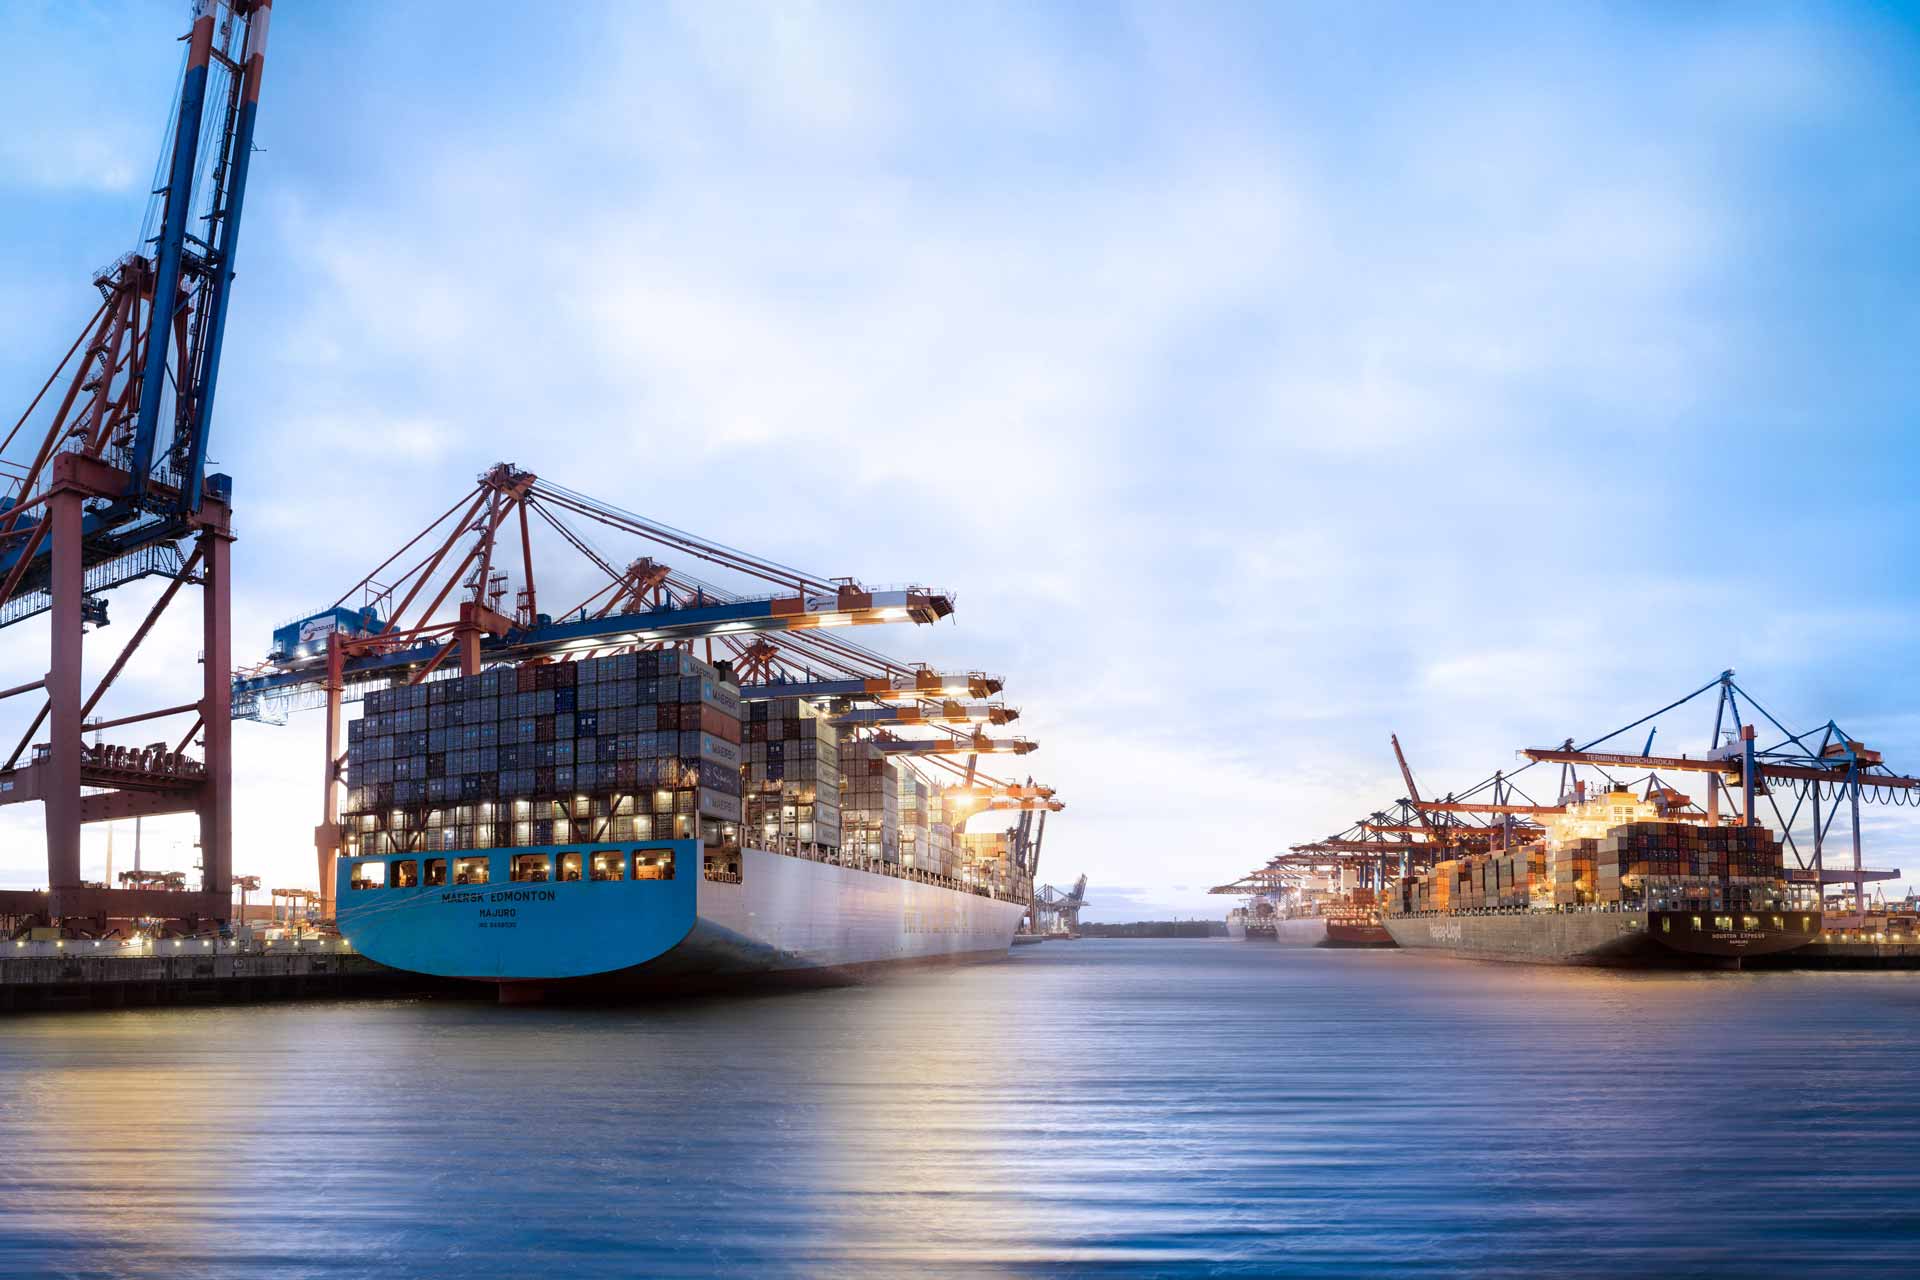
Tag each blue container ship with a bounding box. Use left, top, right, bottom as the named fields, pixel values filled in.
left=333, top=650, right=1030, bottom=999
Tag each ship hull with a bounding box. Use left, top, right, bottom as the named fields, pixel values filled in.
left=1382, top=909, right=1820, bottom=968
left=337, top=841, right=1026, bottom=996
left=1272, top=916, right=1329, bottom=946
left=1273, top=916, right=1396, bottom=948
left=1324, top=920, right=1397, bottom=949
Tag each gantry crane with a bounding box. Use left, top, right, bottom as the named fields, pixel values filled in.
left=1512, top=671, right=1920, bottom=924
left=1033, top=875, right=1087, bottom=936
left=1357, top=672, right=1920, bottom=926
left=0, top=1, right=274, bottom=933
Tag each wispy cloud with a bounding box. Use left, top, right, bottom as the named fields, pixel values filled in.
left=0, top=3, right=1916, bottom=913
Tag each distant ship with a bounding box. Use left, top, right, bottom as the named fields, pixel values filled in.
left=1225, top=878, right=1394, bottom=948
left=1271, top=891, right=1396, bottom=949
left=1381, top=786, right=1818, bottom=968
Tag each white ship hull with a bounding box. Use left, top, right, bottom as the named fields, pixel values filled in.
left=337, top=840, right=1026, bottom=998
left=666, top=847, right=1029, bottom=982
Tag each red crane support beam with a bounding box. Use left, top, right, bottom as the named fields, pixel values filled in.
left=1521, top=747, right=1739, bottom=776
left=1522, top=746, right=1920, bottom=792
left=1416, top=801, right=1566, bottom=816
left=1391, top=733, right=1443, bottom=842
left=1290, top=840, right=1436, bottom=854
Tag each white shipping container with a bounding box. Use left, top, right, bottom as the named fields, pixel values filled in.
left=698, top=788, right=743, bottom=822
left=696, top=733, right=743, bottom=769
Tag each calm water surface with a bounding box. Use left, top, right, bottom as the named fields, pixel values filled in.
left=3, top=939, right=1919, bottom=1278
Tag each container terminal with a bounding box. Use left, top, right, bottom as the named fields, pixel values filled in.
left=1031, top=876, right=1088, bottom=938
left=1217, top=672, right=1920, bottom=969
left=0, top=4, right=1070, bottom=1006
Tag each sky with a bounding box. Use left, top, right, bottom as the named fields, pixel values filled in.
left=1, top=1, right=1918, bottom=920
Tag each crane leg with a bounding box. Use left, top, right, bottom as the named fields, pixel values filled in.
left=44, top=486, right=84, bottom=916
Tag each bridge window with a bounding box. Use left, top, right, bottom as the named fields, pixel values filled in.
left=511, top=853, right=551, bottom=883
left=633, top=849, right=676, bottom=881
left=425, top=858, right=447, bottom=886
left=453, top=855, right=491, bottom=886
left=349, top=860, right=386, bottom=891
left=392, top=859, right=419, bottom=888
left=590, top=851, right=625, bottom=881
left=1690, top=915, right=1702, bottom=931
left=557, top=851, right=583, bottom=882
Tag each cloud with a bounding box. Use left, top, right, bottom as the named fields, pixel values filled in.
left=0, top=5, right=169, bottom=195
left=0, top=129, right=141, bottom=194
left=2, top=3, right=1919, bottom=918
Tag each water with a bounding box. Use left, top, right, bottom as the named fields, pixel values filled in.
left=3, top=940, right=1919, bottom=1278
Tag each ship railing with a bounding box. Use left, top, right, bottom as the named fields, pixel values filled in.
left=736, top=833, right=1012, bottom=904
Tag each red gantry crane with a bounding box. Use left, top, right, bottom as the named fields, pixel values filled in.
left=0, top=2, right=274, bottom=935
left=1360, top=672, right=1920, bottom=927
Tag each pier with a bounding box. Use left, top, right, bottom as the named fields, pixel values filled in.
left=0, top=938, right=451, bottom=1012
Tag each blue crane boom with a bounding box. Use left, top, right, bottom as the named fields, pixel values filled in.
left=231, top=587, right=953, bottom=718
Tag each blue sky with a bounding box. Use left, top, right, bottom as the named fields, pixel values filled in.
left=2, top=2, right=1918, bottom=918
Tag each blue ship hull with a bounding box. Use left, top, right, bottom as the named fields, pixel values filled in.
left=337, top=840, right=1026, bottom=996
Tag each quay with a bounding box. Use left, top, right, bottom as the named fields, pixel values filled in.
left=1747, top=927, right=1920, bottom=971
left=0, top=938, right=456, bottom=1012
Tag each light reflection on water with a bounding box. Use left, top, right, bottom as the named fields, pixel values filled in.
left=3, top=940, right=1920, bottom=1277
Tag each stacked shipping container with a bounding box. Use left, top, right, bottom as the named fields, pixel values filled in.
left=1596, top=822, right=1785, bottom=911
left=343, top=658, right=1035, bottom=903
left=1551, top=838, right=1600, bottom=906
left=839, top=740, right=901, bottom=862
left=742, top=697, right=841, bottom=850
left=343, top=651, right=743, bottom=856
left=1390, top=823, right=1789, bottom=915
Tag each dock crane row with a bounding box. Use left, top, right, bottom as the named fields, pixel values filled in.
left=1032, top=875, right=1087, bottom=937
left=1215, top=671, right=1920, bottom=930
left=0, top=2, right=273, bottom=933
left=226, top=464, right=1063, bottom=917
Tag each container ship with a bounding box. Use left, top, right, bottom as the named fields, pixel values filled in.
left=334, top=651, right=1030, bottom=999
left=1216, top=870, right=1395, bottom=948
left=1271, top=890, right=1395, bottom=948
left=1381, top=786, right=1819, bottom=968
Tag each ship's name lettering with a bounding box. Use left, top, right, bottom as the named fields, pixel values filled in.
left=439, top=889, right=556, bottom=906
